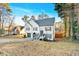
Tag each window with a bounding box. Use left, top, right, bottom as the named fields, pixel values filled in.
left=45, top=27, right=51, bottom=31
left=33, top=27, right=38, bottom=31
left=26, top=27, right=30, bottom=31
left=27, top=33, right=31, bottom=37
left=45, top=34, right=52, bottom=38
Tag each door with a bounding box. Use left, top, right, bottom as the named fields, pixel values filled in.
left=40, top=30, right=43, bottom=36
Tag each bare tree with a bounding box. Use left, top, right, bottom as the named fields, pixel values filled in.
left=38, top=12, right=49, bottom=20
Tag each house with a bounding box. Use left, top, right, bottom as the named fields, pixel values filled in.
left=12, top=26, right=24, bottom=35
left=24, top=17, right=55, bottom=41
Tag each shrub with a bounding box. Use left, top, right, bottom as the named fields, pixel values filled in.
left=24, top=35, right=26, bottom=38
left=55, top=32, right=64, bottom=38
left=0, top=29, right=5, bottom=35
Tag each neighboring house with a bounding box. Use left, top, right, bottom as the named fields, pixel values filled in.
left=24, top=18, right=55, bottom=41
left=12, top=25, right=25, bottom=35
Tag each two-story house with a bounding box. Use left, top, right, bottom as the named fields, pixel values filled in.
left=24, top=18, right=55, bottom=41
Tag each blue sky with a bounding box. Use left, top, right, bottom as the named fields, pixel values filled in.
left=9, top=3, right=61, bottom=23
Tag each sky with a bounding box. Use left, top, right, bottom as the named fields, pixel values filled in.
left=9, top=3, right=61, bottom=25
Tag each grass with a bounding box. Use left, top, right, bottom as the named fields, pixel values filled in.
left=0, top=40, right=79, bottom=56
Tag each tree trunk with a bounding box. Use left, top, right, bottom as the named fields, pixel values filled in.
left=64, top=18, right=67, bottom=38
left=0, top=15, right=1, bottom=29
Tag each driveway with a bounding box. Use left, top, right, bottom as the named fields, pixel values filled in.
left=0, top=38, right=32, bottom=44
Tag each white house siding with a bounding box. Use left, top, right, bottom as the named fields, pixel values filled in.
left=24, top=18, right=55, bottom=40
left=32, top=27, right=40, bottom=33
left=29, top=20, right=40, bottom=33
left=25, top=20, right=40, bottom=39
left=25, top=25, right=32, bottom=33
left=39, top=26, right=55, bottom=40
left=51, top=26, right=55, bottom=40
left=25, top=22, right=32, bottom=38
left=28, top=20, right=40, bottom=39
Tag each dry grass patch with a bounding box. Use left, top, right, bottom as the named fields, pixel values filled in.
left=0, top=41, right=79, bottom=56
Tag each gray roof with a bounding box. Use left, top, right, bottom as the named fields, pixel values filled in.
left=35, top=18, right=55, bottom=26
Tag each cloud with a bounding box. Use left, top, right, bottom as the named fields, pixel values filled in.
left=11, top=6, right=34, bottom=16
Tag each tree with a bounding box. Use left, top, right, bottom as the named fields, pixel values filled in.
left=0, top=10, right=2, bottom=29
left=8, top=16, right=14, bottom=35
left=22, top=15, right=30, bottom=24
left=0, top=3, right=11, bottom=13
left=38, top=14, right=41, bottom=20
left=22, top=15, right=33, bottom=27
left=38, top=12, right=49, bottom=20
left=55, top=3, right=72, bottom=38
left=55, top=3, right=79, bottom=40
left=70, top=4, right=78, bottom=40
left=0, top=3, right=12, bottom=36
left=55, top=3, right=66, bottom=37
left=22, top=15, right=29, bottom=21
left=30, top=15, right=36, bottom=20
left=0, top=3, right=11, bottom=33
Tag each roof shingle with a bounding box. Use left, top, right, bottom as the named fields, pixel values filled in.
left=35, top=18, right=55, bottom=26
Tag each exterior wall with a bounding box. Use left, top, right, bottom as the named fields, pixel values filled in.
left=32, top=27, right=40, bottom=33
left=25, top=23, right=55, bottom=40
left=25, top=22, right=32, bottom=38
left=25, top=20, right=55, bottom=40
left=39, top=26, right=54, bottom=40
left=25, top=21, right=39, bottom=38
left=28, top=20, right=40, bottom=33
left=25, top=22, right=32, bottom=33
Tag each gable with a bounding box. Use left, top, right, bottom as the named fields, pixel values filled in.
left=29, top=20, right=39, bottom=27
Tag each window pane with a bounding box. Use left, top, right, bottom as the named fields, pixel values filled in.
left=45, top=27, right=51, bottom=31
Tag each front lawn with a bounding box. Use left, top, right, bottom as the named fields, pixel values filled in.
left=0, top=40, right=79, bottom=56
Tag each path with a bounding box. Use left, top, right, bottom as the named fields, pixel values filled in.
left=0, top=38, right=32, bottom=44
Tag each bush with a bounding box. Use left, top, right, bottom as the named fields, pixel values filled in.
left=0, top=29, right=5, bottom=35
left=24, top=35, right=26, bottom=38
left=55, top=32, right=64, bottom=38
